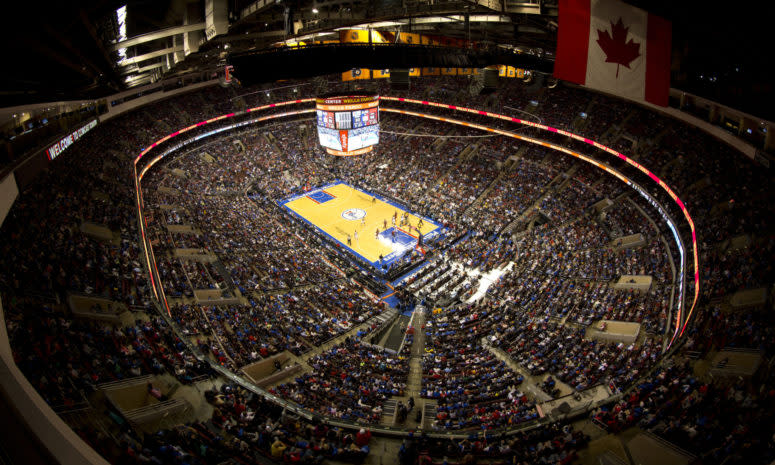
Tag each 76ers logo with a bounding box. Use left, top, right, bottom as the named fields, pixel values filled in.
left=342, top=208, right=366, bottom=220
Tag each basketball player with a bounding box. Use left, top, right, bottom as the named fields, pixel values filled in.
left=375, top=229, right=379, bottom=239
left=354, top=230, right=358, bottom=243
left=361, top=217, right=366, bottom=226
left=347, top=234, right=352, bottom=246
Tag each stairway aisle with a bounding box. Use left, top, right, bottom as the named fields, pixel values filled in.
left=406, top=309, right=427, bottom=399
left=398, top=308, right=428, bottom=429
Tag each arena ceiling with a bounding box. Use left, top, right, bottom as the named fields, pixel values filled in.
left=1, top=0, right=773, bottom=118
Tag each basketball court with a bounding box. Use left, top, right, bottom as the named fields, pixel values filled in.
left=280, top=182, right=441, bottom=270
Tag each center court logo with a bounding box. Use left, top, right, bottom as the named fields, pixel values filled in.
left=341, top=208, right=366, bottom=221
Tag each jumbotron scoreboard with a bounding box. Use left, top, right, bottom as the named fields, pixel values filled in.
left=315, top=94, right=379, bottom=156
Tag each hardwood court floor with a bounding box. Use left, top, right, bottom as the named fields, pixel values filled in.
left=282, top=182, right=440, bottom=266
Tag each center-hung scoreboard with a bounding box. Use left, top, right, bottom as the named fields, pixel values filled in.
left=315, top=94, right=379, bottom=156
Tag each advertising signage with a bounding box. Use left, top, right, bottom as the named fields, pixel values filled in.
left=46, top=119, right=98, bottom=161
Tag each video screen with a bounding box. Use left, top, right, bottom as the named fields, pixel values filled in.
left=351, top=108, right=379, bottom=128
left=316, top=125, right=379, bottom=153
left=315, top=96, right=379, bottom=154
left=317, top=108, right=379, bottom=131
left=348, top=125, right=379, bottom=150
left=335, top=112, right=352, bottom=129
left=316, top=110, right=336, bottom=129
left=317, top=126, right=342, bottom=151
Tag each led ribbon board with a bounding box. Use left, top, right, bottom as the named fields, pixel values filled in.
left=46, top=119, right=98, bottom=161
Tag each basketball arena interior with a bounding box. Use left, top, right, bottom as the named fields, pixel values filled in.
left=0, top=1, right=773, bottom=464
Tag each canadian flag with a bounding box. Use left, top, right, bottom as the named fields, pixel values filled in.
left=554, top=0, right=671, bottom=106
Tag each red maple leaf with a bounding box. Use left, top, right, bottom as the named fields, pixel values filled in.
left=596, top=17, right=641, bottom=78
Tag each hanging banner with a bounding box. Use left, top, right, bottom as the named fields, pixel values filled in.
left=342, top=68, right=371, bottom=81
left=339, top=29, right=388, bottom=44
left=394, top=32, right=421, bottom=45
left=372, top=69, right=391, bottom=79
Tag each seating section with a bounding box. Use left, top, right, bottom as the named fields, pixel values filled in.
left=272, top=338, right=408, bottom=423
left=0, top=74, right=773, bottom=465
left=422, top=303, right=539, bottom=430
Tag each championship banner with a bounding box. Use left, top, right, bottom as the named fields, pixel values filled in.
left=441, top=67, right=457, bottom=76
left=372, top=69, right=391, bottom=79
left=389, top=32, right=468, bottom=48
left=342, top=68, right=371, bottom=81
left=495, top=66, right=524, bottom=78
left=339, top=29, right=388, bottom=44
left=408, top=68, right=421, bottom=77
left=422, top=67, right=440, bottom=76
left=394, top=32, right=421, bottom=45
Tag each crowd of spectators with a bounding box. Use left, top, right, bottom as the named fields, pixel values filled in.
left=422, top=303, right=540, bottom=430
left=460, top=156, right=558, bottom=232
left=272, top=337, right=408, bottom=423
left=491, top=313, right=661, bottom=391
left=592, top=350, right=775, bottom=463
left=103, top=382, right=374, bottom=464
left=395, top=423, right=589, bottom=465
left=0, top=72, right=773, bottom=464
left=169, top=283, right=381, bottom=368
left=5, top=298, right=212, bottom=409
